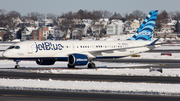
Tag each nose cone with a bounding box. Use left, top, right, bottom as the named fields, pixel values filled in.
left=2, top=51, right=12, bottom=58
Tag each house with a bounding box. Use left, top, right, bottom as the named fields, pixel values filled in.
left=56, top=18, right=66, bottom=26
left=32, top=27, right=49, bottom=41
left=21, top=27, right=37, bottom=41
left=72, top=24, right=86, bottom=39
left=0, top=27, right=9, bottom=41
left=18, top=18, right=38, bottom=28
left=160, top=19, right=177, bottom=34
left=53, top=29, right=65, bottom=40
left=131, top=19, right=141, bottom=32
left=124, top=20, right=133, bottom=34
left=106, top=19, right=124, bottom=35
left=39, top=19, right=54, bottom=27
left=12, top=17, right=22, bottom=29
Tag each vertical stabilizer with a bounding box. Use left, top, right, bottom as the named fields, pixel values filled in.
left=127, top=10, right=158, bottom=41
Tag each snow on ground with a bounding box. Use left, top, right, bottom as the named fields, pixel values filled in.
left=122, top=52, right=180, bottom=59
left=0, top=78, right=180, bottom=96
left=154, top=45, right=180, bottom=50
left=0, top=60, right=153, bottom=68
left=32, top=68, right=180, bottom=77
left=1, top=60, right=180, bottom=77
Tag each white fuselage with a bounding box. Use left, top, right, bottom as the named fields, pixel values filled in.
left=3, top=40, right=160, bottom=61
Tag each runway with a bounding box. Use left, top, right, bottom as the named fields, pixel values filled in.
left=0, top=71, right=179, bottom=84
left=0, top=89, right=180, bottom=101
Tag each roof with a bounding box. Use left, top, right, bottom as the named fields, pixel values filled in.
left=25, top=27, right=37, bottom=32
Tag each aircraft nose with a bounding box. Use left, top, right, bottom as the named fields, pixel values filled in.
left=2, top=51, right=12, bottom=58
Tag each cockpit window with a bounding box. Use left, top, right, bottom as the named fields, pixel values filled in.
left=8, top=46, right=15, bottom=49
left=15, top=46, right=20, bottom=49
left=7, top=46, right=20, bottom=49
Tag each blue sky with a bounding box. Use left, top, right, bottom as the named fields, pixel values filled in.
left=0, top=0, right=179, bottom=16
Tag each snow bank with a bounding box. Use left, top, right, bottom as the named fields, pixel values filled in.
left=32, top=68, right=180, bottom=77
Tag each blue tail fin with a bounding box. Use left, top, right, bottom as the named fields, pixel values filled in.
left=127, top=10, right=158, bottom=41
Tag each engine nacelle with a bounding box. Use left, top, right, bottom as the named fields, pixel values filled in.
left=68, top=54, right=88, bottom=66
left=36, top=59, right=55, bottom=65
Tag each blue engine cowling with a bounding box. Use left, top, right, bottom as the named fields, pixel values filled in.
left=68, top=54, right=88, bottom=66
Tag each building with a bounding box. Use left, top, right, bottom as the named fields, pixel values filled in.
left=21, top=27, right=37, bottom=41
left=39, top=19, right=54, bottom=27
left=131, top=19, right=141, bottom=32
left=72, top=24, right=86, bottom=39
left=106, top=19, right=124, bottom=35
left=0, top=27, right=8, bottom=41
left=32, top=27, right=49, bottom=41
left=160, top=19, right=177, bottom=34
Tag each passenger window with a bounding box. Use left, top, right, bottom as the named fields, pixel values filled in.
left=15, top=46, right=20, bottom=49
left=8, top=46, right=15, bottom=49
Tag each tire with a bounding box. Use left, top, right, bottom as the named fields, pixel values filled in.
left=15, top=65, right=20, bottom=69
left=67, top=64, right=75, bottom=68
left=88, top=63, right=96, bottom=68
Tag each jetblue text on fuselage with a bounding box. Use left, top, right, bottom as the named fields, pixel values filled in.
left=35, top=42, right=63, bottom=52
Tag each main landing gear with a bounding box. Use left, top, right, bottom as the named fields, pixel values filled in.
left=14, top=60, right=21, bottom=69
left=88, top=60, right=96, bottom=68
left=67, top=60, right=96, bottom=68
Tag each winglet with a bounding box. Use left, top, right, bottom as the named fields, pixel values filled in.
left=147, top=38, right=160, bottom=46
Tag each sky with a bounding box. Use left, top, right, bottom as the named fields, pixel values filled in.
left=0, top=0, right=179, bottom=16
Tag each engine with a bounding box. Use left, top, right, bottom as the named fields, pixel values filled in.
left=68, top=54, right=88, bottom=66
left=36, top=59, right=56, bottom=65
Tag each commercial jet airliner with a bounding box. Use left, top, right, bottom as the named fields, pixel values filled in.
left=3, top=10, right=159, bottom=69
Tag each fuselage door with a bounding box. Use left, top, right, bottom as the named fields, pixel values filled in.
left=26, top=42, right=33, bottom=54
left=72, top=44, right=75, bottom=51
left=129, top=42, right=134, bottom=53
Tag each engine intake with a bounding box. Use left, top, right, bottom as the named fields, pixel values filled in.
left=36, top=59, right=55, bottom=65
left=68, top=54, right=88, bottom=66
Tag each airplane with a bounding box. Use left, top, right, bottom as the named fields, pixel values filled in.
left=3, top=10, right=159, bottom=69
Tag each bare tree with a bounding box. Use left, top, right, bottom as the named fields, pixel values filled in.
left=6, top=11, right=21, bottom=18
left=0, top=9, right=7, bottom=27
left=46, top=13, right=57, bottom=20
left=124, top=13, right=135, bottom=20
left=27, top=12, right=45, bottom=21
left=110, top=12, right=122, bottom=20
left=171, top=11, right=180, bottom=20
left=60, top=19, right=75, bottom=37
left=155, top=10, right=169, bottom=31
left=102, top=10, right=112, bottom=18
left=6, top=11, right=21, bottom=29
left=132, top=10, right=146, bottom=19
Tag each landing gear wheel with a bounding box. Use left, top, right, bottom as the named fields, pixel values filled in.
left=14, top=60, right=21, bottom=69
left=68, top=64, right=75, bottom=68
left=88, top=63, right=96, bottom=68
left=15, top=65, right=20, bottom=69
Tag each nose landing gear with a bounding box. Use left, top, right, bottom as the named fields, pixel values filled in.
left=14, top=60, right=21, bottom=69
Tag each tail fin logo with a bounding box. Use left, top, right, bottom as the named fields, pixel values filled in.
left=127, top=10, right=158, bottom=41
left=138, top=31, right=151, bottom=36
